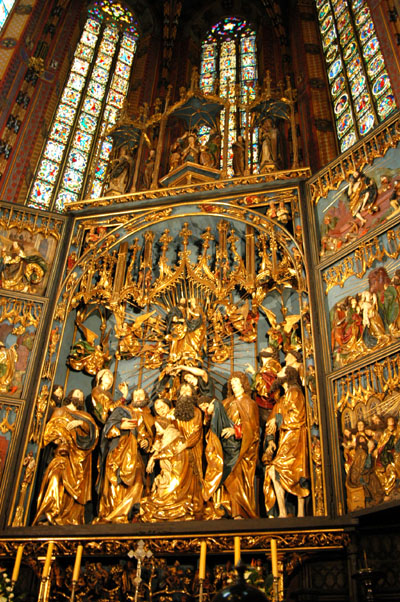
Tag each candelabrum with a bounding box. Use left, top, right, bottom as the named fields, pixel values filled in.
left=352, top=567, right=384, bottom=602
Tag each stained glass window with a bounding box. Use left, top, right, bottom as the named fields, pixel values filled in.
left=200, top=18, right=258, bottom=175
left=316, top=0, right=397, bottom=152
left=27, top=1, right=139, bottom=212
left=0, top=0, right=16, bottom=31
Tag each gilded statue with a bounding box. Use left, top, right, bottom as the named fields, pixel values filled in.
left=0, top=237, right=47, bottom=293
left=245, top=346, right=281, bottom=425
left=346, top=428, right=384, bottom=507
left=95, top=388, right=154, bottom=523
left=164, top=297, right=207, bottom=365
left=203, top=372, right=259, bottom=519
left=0, top=341, right=18, bottom=394
left=140, top=382, right=204, bottom=522
left=263, top=362, right=309, bottom=517
left=347, top=170, right=378, bottom=227
left=33, top=389, right=99, bottom=525
left=179, top=132, right=200, bottom=164
left=143, top=398, right=188, bottom=505
left=232, top=136, right=245, bottom=176
left=68, top=339, right=111, bottom=375
left=374, top=416, right=399, bottom=498
left=105, top=146, right=134, bottom=194
left=259, top=118, right=280, bottom=173
left=91, top=368, right=128, bottom=424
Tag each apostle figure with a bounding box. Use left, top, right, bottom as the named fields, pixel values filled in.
left=203, top=372, right=259, bottom=519
left=95, top=388, right=154, bottom=523
left=245, top=346, right=281, bottom=425
left=232, top=136, right=245, bottom=176
left=91, top=368, right=128, bottom=424
left=140, top=382, right=204, bottom=522
left=263, top=363, right=309, bottom=517
left=106, top=145, right=134, bottom=194
left=259, top=118, right=280, bottom=172
left=33, top=389, right=99, bottom=525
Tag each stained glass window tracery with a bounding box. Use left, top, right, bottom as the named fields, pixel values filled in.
left=199, top=17, right=258, bottom=175
left=0, top=0, right=16, bottom=31
left=27, top=1, right=138, bottom=212
left=316, top=0, right=396, bottom=152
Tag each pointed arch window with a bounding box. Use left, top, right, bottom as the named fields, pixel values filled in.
left=199, top=17, right=258, bottom=175
left=316, top=0, right=396, bottom=152
left=27, top=0, right=139, bottom=212
left=0, top=0, right=17, bottom=31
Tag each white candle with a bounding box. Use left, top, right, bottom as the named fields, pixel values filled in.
left=234, top=536, right=241, bottom=565
left=199, top=541, right=207, bottom=580
left=11, top=544, right=24, bottom=583
left=270, top=538, right=278, bottom=578
left=42, top=541, right=55, bottom=579
left=72, top=544, right=83, bottom=583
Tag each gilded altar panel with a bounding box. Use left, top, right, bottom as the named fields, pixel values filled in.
left=0, top=293, right=44, bottom=398
left=331, top=350, right=400, bottom=513
left=11, top=194, right=327, bottom=526
left=0, top=401, right=24, bottom=511
left=308, top=111, right=400, bottom=260
left=0, top=204, right=64, bottom=297
left=321, top=226, right=400, bottom=371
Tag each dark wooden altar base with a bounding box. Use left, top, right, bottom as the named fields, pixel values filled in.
left=0, top=516, right=358, bottom=558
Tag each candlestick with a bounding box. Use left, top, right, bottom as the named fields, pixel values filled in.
left=199, top=577, right=204, bottom=602
left=270, top=538, right=278, bottom=578
left=42, top=541, right=55, bottom=579
left=199, top=541, right=207, bottom=580
left=273, top=576, right=280, bottom=602
left=234, top=536, right=241, bottom=566
left=72, top=545, right=83, bottom=583
left=11, top=544, right=24, bottom=584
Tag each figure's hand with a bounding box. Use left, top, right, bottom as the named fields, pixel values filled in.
left=120, top=418, right=138, bottom=430
left=66, top=420, right=84, bottom=431
left=140, top=439, right=149, bottom=450
left=221, top=427, right=236, bottom=439
left=118, top=382, right=129, bottom=398
left=244, top=363, right=255, bottom=374
left=206, top=399, right=216, bottom=415
left=267, top=440, right=276, bottom=452
left=265, top=419, right=276, bottom=435
left=146, top=457, right=155, bottom=473
left=176, top=441, right=186, bottom=453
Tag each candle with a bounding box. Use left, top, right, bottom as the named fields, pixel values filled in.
left=270, top=538, right=278, bottom=578
left=11, top=544, right=24, bottom=583
left=42, top=541, right=55, bottom=579
left=72, top=544, right=83, bottom=583
left=234, top=536, right=241, bottom=566
left=199, top=541, right=207, bottom=580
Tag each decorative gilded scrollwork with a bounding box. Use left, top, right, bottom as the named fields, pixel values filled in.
left=67, top=168, right=312, bottom=211
left=0, top=530, right=350, bottom=558
left=323, top=227, right=400, bottom=294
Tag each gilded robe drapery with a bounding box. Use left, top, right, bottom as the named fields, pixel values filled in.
left=96, top=405, right=154, bottom=523
left=33, top=406, right=98, bottom=525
